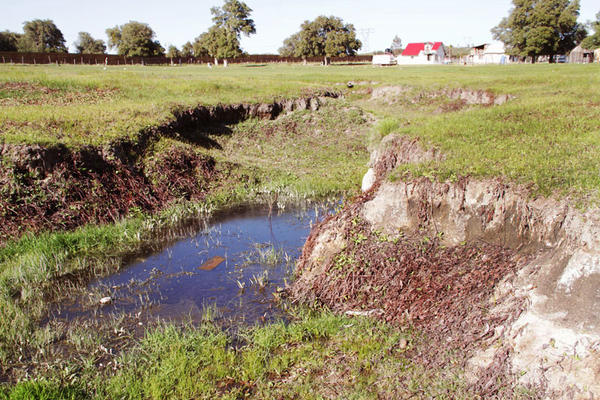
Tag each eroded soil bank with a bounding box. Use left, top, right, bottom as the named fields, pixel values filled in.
left=291, top=134, right=600, bottom=399
left=0, top=92, right=339, bottom=243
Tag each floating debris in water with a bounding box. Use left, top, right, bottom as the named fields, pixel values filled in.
left=100, top=296, right=112, bottom=305
left=198, top=256, right=225, bottom=271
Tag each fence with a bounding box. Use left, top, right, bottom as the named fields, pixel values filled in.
left=0, top=52, right=372, bottom=66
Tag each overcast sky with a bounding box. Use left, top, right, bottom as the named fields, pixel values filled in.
left=2, top=0, right=598, bottom=54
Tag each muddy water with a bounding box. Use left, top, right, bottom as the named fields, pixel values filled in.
left=52, top=201, right=337, bottom=325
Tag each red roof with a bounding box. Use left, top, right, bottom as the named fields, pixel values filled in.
left=401, top=42, right=443, bottom=56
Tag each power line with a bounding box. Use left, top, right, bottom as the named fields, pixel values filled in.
left=358, top=28, right=374, bottom=53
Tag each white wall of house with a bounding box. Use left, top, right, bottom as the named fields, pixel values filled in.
left=372, top=54, right=396, bottom=65
left=470, top=42, right=509, bottom=64
left=397, top=48, right=445, bottom=65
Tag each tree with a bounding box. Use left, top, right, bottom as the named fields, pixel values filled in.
left=106, top=21, right=164, bottom=57
left=280, top=16, right=361, bottom=65
left=210, top=0, right=256, bottom=37
left=278, top=32, right=300, bottom=57
left=194, top=0, right=255, bottom=63
left=446, top=45, right=471, bottom=59
left=0, top=31, right=22, bottom=51
left=18, top=19, right=67, bottom=53
left=581, top=11, right=600, bottom=49
left=167, top=45, right=181, bottom=59
left=194, top=26, right=241, bottom=61
left=390, top=35, right=402, bottom=54
left=181, top=41, right=194, bottom=57
left=74, top=32, right=106, bottom=54
left=492, top=0, right=586, bottom=61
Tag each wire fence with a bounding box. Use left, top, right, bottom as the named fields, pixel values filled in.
left=0, top=52, right=372, bottom=66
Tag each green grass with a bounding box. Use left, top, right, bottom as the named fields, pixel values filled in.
left=2, top=63, right=599, bottom=199
left=0, top=309, right=473, bottom=400
left=0, top=308, right=535, bottom=399
left=95, top=310, right=469, bottom=399
left=0, top=380, right=87, bottom=400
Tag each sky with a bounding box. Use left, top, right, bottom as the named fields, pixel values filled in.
left=2, top=0, right=599, bottom=54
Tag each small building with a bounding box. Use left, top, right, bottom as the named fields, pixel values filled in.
left=397, top=42, right=445, bottom=65
left=372, top=49, right=396, bottom=66
left=470, top=42, right=508, bottom=64
left=595, top=49, right=600, bottom=63
left=569, top=45, right=594, bottom=64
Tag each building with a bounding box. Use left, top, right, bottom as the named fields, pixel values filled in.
left=397, top=42, right=445, bottom=65
left=470, top=42, right=508, bottom=64
left=569, top=45, right=594, bottom=63
left=372, top=49, right=396, bottom=66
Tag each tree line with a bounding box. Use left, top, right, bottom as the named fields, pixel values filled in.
left=492, top=0, right=599, bottom=61
left=1, top=0, right=599, bottom=63
left=0, top=0, right=361, bottom=64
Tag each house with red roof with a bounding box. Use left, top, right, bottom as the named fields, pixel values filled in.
left=397, top=41, right=446, bottom=65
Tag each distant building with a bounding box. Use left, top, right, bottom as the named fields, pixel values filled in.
left=470, top=42, right=508, bottom=64
left=372, top=49, right=396, bottom=66
left=397, top=42, right=445, bottom=65
left=569, top=45, right=594, bottom=64
left=595, top=49, right=600, bottom=64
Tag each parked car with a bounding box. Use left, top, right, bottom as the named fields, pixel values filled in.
left=553, top=55, right=568, bottom=63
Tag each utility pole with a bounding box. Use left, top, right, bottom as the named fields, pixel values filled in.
left=358, top=28, right=374, bottom=54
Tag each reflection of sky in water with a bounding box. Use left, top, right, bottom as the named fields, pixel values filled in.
left=54, top=202, right=335, bottom=324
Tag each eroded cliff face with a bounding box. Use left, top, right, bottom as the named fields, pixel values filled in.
left=293, top=134, right=600, bottom=399
left=0, top=93, right=339, bottom=243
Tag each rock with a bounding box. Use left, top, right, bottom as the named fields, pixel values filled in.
left=361, top=168, right=375, bottom=192
left=345, top=309, right=384, bottom=317
left=398, top=338, right=409, bottom=349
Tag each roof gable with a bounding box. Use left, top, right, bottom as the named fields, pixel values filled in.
left=401, top=42, right=443, bottom=56
left=402, top=43, right=424, bottom=56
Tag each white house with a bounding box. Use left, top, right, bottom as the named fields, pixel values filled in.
left=397, top=42, right=445, bottom=65
left=470, top=42, right=509, bottom=64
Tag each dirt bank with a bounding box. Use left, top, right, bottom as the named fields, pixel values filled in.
left=370, top=85, right=514, bottom=109
left=0, top=92, right=339, bottom=243
left=292, top=134, right=600, bottom=399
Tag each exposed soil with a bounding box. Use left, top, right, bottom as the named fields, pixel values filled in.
left=290, top=189, right=528, bottom=397
left=293, top=133, right=600, bottom=398
left=0, top=145, right=218, bottom=241
left=0, top=92, right=340, bottom=244
left=370, top=85, right=514, bottom=111
left=0, top=82, right=119, bottom=106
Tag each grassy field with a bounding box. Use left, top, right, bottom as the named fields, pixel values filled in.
left=0, top=62, right=598, bottom=398
left=2, top=63, right=600, bottom=198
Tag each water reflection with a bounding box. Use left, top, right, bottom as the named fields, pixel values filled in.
left=51, top=200, right=338, bottom=325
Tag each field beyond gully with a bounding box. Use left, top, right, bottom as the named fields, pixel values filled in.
left=2, top=63, right=599, bottom=198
